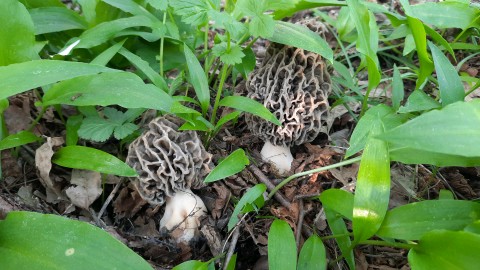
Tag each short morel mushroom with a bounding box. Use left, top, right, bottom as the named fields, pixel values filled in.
left=126, top=116, right=212, bottom=243
left=245, top=20, right=332, bottom=175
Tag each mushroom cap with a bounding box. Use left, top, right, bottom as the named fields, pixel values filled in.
left=245, top=20, right=332, bottom=147
left=126, top=116, right=212, bottom=205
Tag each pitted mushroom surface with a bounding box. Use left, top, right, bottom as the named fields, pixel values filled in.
left=245, top=20, right=332, bottom=175
left=126, top=116, right=212, bottom=243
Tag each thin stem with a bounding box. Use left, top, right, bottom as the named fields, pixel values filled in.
left=28, top=106, right=47, bottom=132
left=211, top=64, right=229, bottom=125
left=357, top=240, right=416, bottom=250
left=159, top=11, right=167, bottom=77
left=204, top=22, right=209, bottom=53
left=267, top=156, right=362, bottom=199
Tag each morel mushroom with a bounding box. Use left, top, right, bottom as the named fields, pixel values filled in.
left=126, top=116, right=212, bottom=243
left=245, top=20, right=332, bottom=175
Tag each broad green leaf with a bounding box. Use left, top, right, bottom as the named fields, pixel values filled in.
left=219, top=96, right=281, bottom=126
left=401, top=0, right=434, bottom=88
left=353, top=120, right=390, bottom=243
left=91, top=40, right=126, bottom=66
left=29, top=7, right=88, bottom=35
left=0, top=0, right=38, bottom=65
left=234, top=47, right=256, bottom=78
left=346, top=105, right=404, bottom=158
left=212, top=42, right=245, bottom=65
left=225, top=253, right=237, bottom=270
left=272, top=0, right=347, bottom=20
left=347, top=0, right=381, bottom=100
left=66, top=114, right=83, bottom=146
left=41, top=72, right=174, bottom=112
left=424, top=25, right=455, bottom=59
left=214, top=111, right=241, bottom=134
left=0, top=131, right=42, bottom=151
left=170, top=0, right=211, bottom=26
left=380, top=100, right=480, bottom=158
left=0, top=60, right=116, bottom=100
left=410, top=1, right=479, bottom=30
left=204, top=149, right=250, bottom=183
left=77, top=117, right=115, bottom=142
left=227, top=184, right=266, bottom=231
left=19, top=0, right=63, bottom=8
left=119, top=48, right=168, bottom=92
left=319, top=189, right=354, bottom=220
left=397, top=90, right=441, bottom=113
left=297, top=235, right=326, bottom=270
left=438, top=189, right=454, bottom=200
left=264, top=0, right=297, bottom=11
left=102, top=0, right=159, bottom=22
left=173, top=260, right=209, bottom=270
left=324, top=208, right=355, bottom=269
left=377, top=200, right=480, bottom=240
left=429, top=42, right=464, bottom=105
left=464, top=220, right=480, bottom=235
left=268, top=220, right=297, bottom=270
left=77, top=0, right=97, bottom=25
left=389, top=146, right=480, bottom=167
left=250, top=14, right=275, bottom=38
left=0, top=211, right=152, bottom=270
left=270, top=21, right=333, bottom=63
left=408, top=230, right=480, bottom=270
left=184, top=45, right=210, bottom=116
left=392, top=65, right=404, bottom=111
left=52, top=146, right=137, bottom=177
left=75, top=16, right=152, bottom=49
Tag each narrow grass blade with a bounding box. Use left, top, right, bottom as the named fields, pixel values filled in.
left=204, top=149, right=249, bottom=183
left=184, top=45, right=210, bottom=116
left=391, top=64, right=404, bottom=110
left=219, top=96, right=281, bottom=125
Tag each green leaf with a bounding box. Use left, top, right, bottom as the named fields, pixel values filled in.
left=78, top=117, right=115, bottom=142
left=410, top=1, right=480, bottom=30
left=353, top=120, right=390, bottom=243
left=52, top=146, right=137, bottom=177
left=397, top=90, right=441, bottom=113
left=347, top=0, right=380, bottom=95
left=0, top=0, right=38, bottom=66
left=184, top=45, right=210, bottom=116
left=101, top=0, right=160, bottom=22
left=0, top=60, right=116, bottom=100
left=429, top=42, right=464, bottom=105
left=214, top=111, right=241, bottom=134
left=75, top=16, right=152, bottom=49
left=41, top=72, right=174, bottom=112
left=119, top=48, right=168, bottom=92
left=29, top=7, right=88, bottom=35
left=204, top=149, right=250, bottom=183
left=424, top=24, right=455, bottom=60
left=0, top=211, right=152, bottom=270
left=225, top=253, right=237, bottom=270
left=264, top=0, right=297, bottom=11
left=91, top=40, right=126, bottom=66
left=212, top=42, right=245, bottom=65
left=346, top=105, right=404, bottom=158
left=297, top=235, right=326, bottom=270
left=114, top=123, right=138, bottom=140
left=408, top=230, right=480, bottom=270
left=227, top=184, right=266, bottom=231
left=250, top=14, right=275, bottom=38
left=0, top=131, right=42, bottom=151
left=170, top=0, right=211, bottom=26
left=66, top=114, right=83, bottom=146
left=319, top=189, right=354, bottom=221
left=380, top=100, right=480, bottom=158
left=389, top=147, right=480, bottom=167
left=324, top=208, right=355, bottom=269
left=268, top=220, right=297, bottom=270
left=270, top=21, right=333, bottom=63
left=377, top=200, right=480, bottom=240
left=391, top=65, right=404, bottom=111
left=234, top=47, right=256, bottom=78
left=173, top=260, right=209, bottom=270
left=272, top=0, right=347, bottom=20
left=219, top=96, right=281, bottom=126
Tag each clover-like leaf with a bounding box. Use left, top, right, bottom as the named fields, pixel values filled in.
left=212, top=42, right=245, bottom=65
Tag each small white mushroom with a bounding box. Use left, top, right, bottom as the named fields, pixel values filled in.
left=245, top=20, right=332, bottom=176
left=126, top=116, right=212, bottom=243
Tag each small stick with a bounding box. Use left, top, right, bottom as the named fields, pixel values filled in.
left=248, top=165, right=291, bottom=208
left=223, top=225, right=240, bottom=270
left=97, top=180, right=123, bottom=221
left=295, top=200, right=305, bottom=248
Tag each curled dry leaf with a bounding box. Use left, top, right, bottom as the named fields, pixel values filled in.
left=65, top=169, right=102, bottom=209
left=35, top=137, right=64, bottom=199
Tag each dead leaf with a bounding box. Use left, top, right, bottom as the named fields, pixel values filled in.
left=212, top=183, right=230, bottom=219
left=65, top=169, right=102, bottom=209
left=35, top=137, right=64, bottom=199
left=330, top=163, right=359, bottom=186
left=17, top=185, right=38, bottom=207
left=113, top=183, right=147, bottom=219
left=4, top=103, right=31, bottom=134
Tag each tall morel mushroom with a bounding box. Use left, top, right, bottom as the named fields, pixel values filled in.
left=126, top=116, right=212, bottom=243
left=245, top=20, right=332, bottom=175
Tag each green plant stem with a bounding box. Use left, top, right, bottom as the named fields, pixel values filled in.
left=204, top=22, right=209, bottom=53
left=267, top=156, right=362, bottom=199
left=210, top=64, right=229, bottom=125
left=357, top=240, right=416, bottom=250
left=28, top=106, right=47, bottom=132
left=159, top=11, right=167, bottom=77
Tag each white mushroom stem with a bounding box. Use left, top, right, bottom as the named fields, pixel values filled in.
left=260, top=141, right=294, bottom=176
left=160, top=189, right=207, bottom=243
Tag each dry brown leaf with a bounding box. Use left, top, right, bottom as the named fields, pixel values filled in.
left=65, top=169, right=102, bottom=209
left=212, top=183, right=230, bottom=219
left=4, top=103, right=31, bottom=134
left=35, top=137, right=64, bottom=199
left=113, top=184, right=147, bottom=219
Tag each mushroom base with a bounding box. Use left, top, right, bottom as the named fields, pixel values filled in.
left=260, top=141, right=294, bottom=176
left=160, top=189, right=207, bottom=243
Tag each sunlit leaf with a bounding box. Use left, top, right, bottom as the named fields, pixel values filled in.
left=297, top=235, right=326, bottom=270
left=219, top=96, right=281, bottom=125
left=227, top=184, right=266, bottom=231
left=204, top=149, right=250, bottom=183
left=0, top=131, right=42, bottom=151
left=268, top=220, right=297, bottom=270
